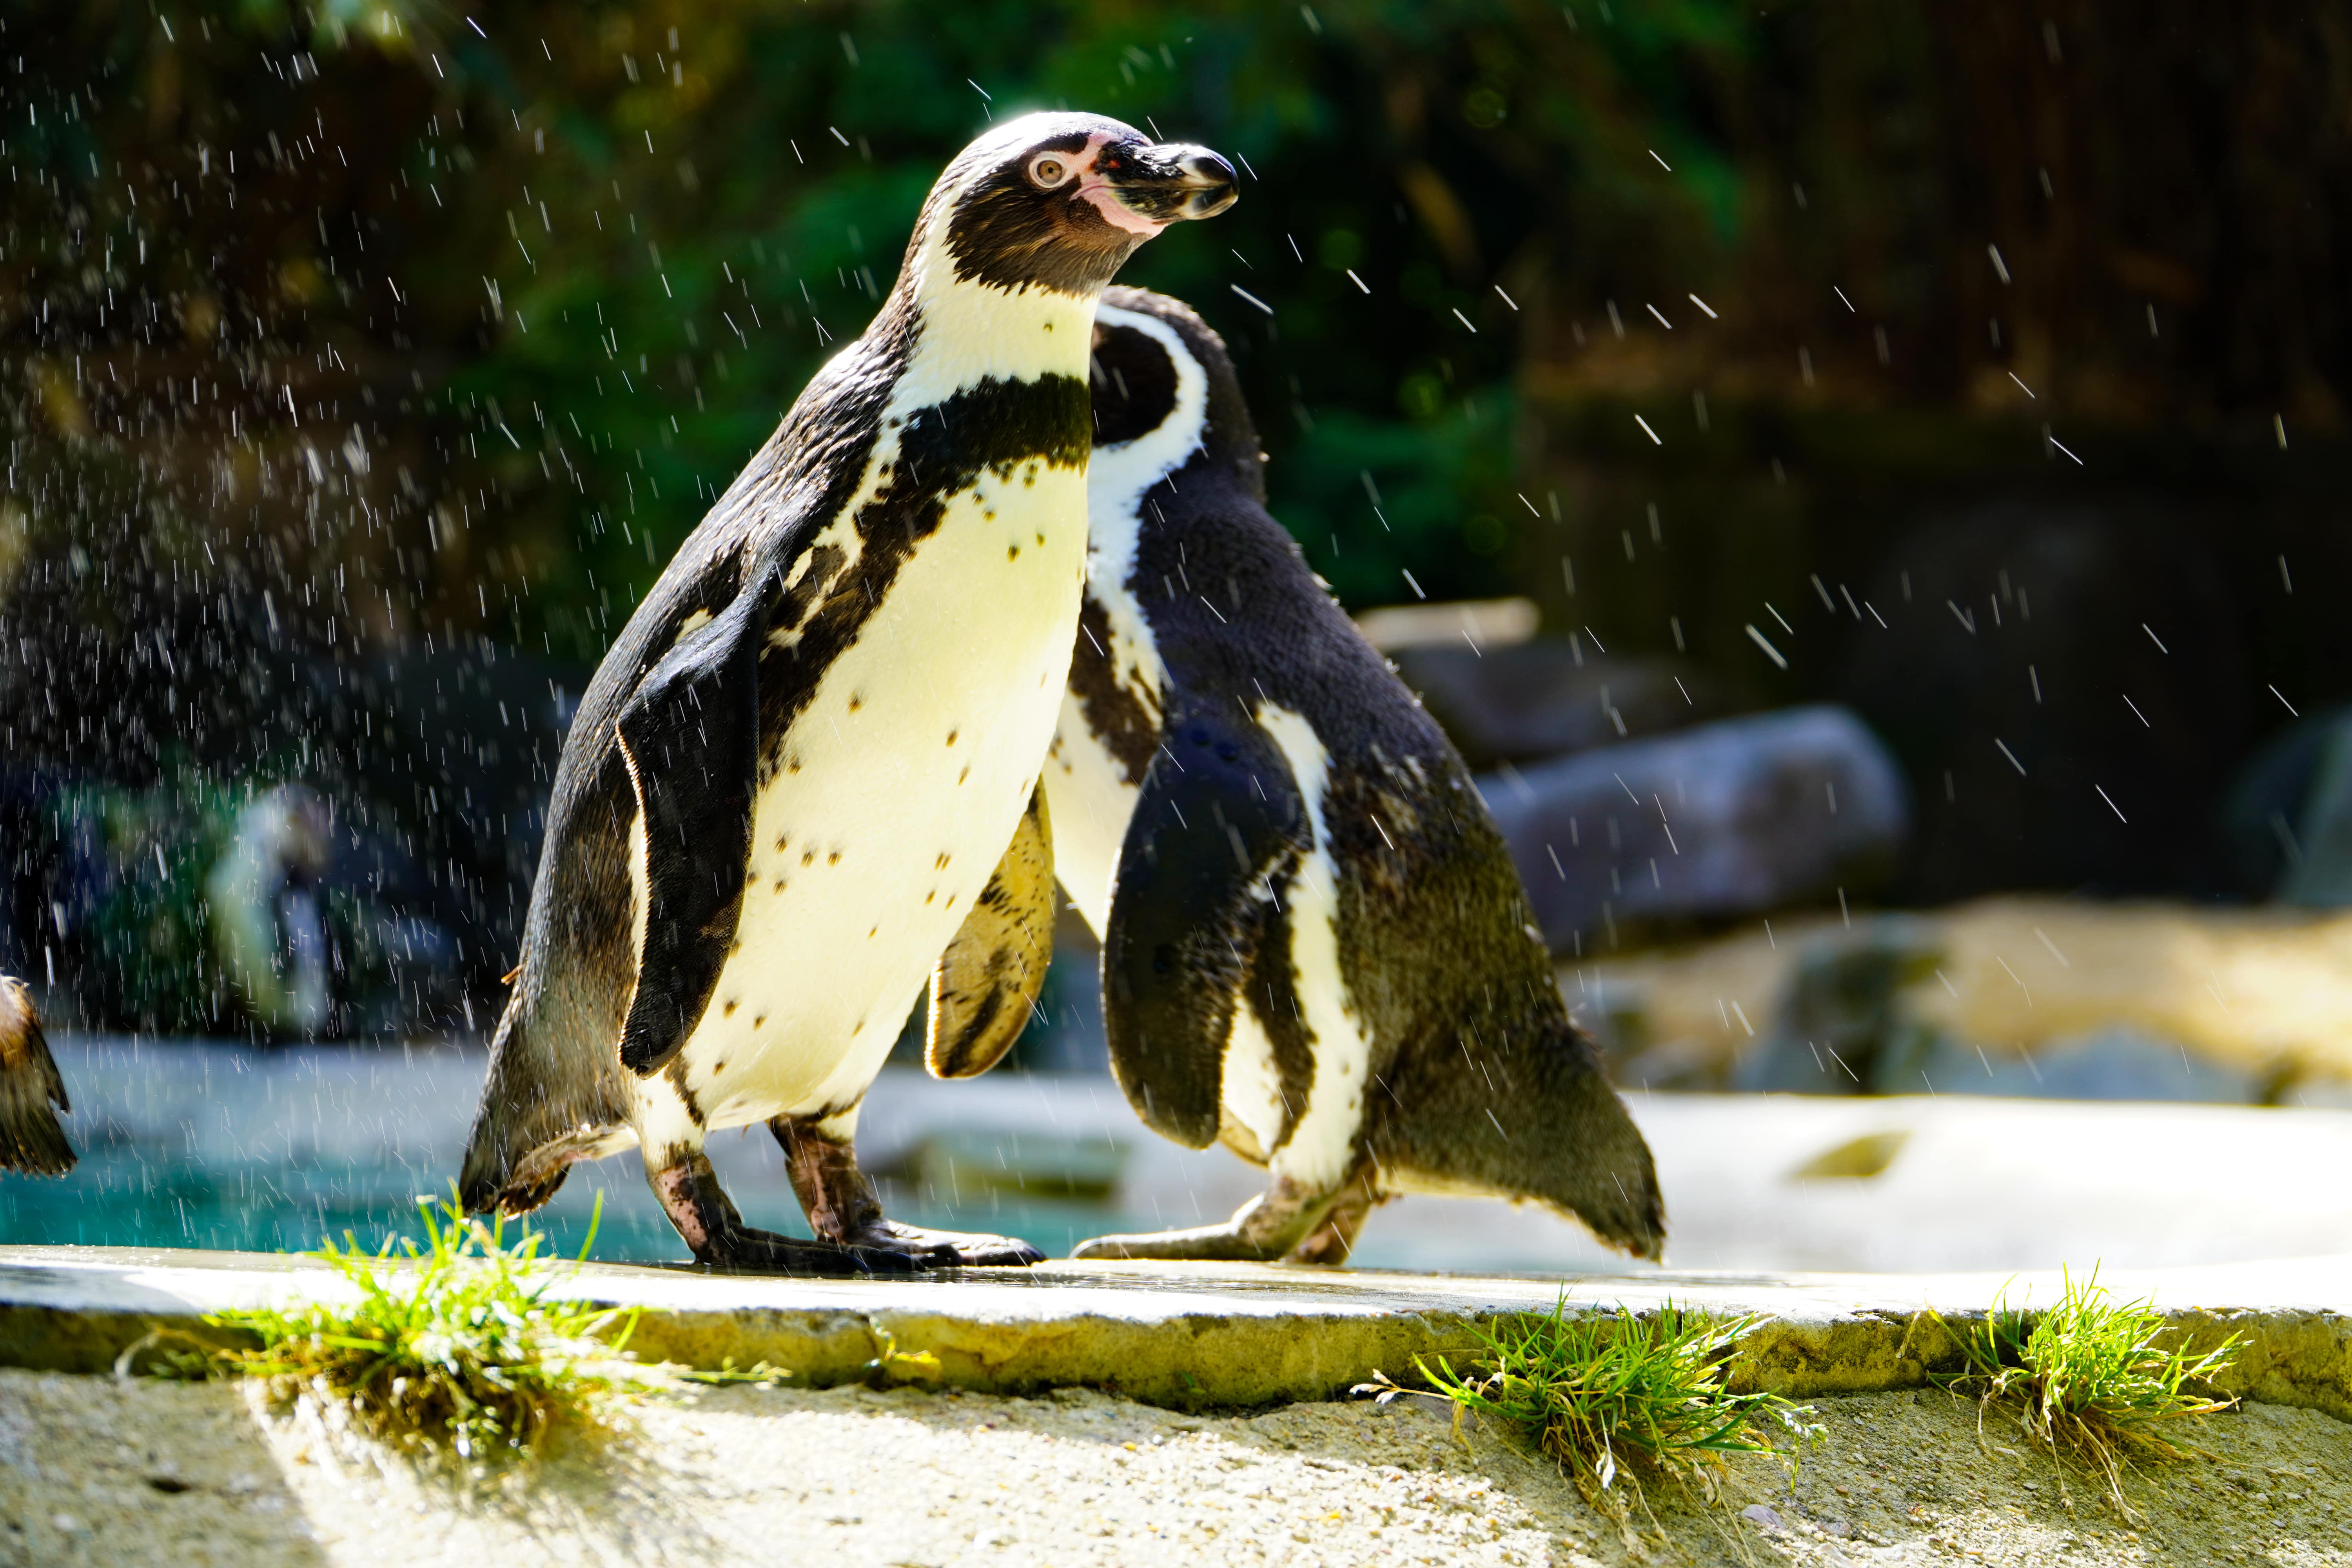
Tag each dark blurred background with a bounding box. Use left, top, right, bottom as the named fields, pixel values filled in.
left=7, top=0, right=2352, bottom=1044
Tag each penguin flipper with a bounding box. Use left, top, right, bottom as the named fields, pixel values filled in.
left=614, top=585, right=771, bottom=1077
left=0, top=978, right=74, bottom=1176
left=1102, top=701, right=1305, bottom=1149
left=927, top=784, right=1055, bottom=1079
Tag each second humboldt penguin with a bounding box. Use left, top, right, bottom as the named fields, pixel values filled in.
left=1047, top=288, right=1663, bottom=1264
left=459, top=120, right=1235, bottom=1273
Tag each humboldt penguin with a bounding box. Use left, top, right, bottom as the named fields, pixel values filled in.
left=458, top=118, right=1236, bottom=1273
left=0, top=977, right=74, bottom=1175
left=1046, top=289, right=1663, bottom=1265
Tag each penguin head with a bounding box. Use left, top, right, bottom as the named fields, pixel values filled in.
left=1089, top=287, right=1267, bottom=501
left=921, top=114, right=1236, bottom=298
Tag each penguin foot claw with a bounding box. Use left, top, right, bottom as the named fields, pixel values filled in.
left=691, top=1226, right=933, bottom=1277
left=831, top=1220, right=1043, bottom=1270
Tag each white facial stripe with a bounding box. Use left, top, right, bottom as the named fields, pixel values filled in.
left=1084, top=303, right=1203, bottom=711
left=1252, top=702, right=1370, bottom=1192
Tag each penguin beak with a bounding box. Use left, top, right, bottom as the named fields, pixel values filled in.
left=1082, top=141, right=1239, bottom=233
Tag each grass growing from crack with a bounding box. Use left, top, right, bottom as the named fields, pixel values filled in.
left=1414, top=1296, right=1823, bottom=1502
left=1925, top=1267, right=2240, bottom=1517
left=148, top=1191, right=763, bottom=1463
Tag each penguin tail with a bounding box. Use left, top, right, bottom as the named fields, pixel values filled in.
left=1528, top=1019, right=1666, bottom=1261
left=458, top=987, right=630, bottom=1217
left=0, top=979, right=76, bottom=1176
left=1390, top=1014, right=1665, bottom=1262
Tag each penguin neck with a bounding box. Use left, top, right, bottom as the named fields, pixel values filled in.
left=889, top=225, right=1107, bottom=411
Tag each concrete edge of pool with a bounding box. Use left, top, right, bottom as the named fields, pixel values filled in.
left=2, top=1246, right=2348, bottom=1417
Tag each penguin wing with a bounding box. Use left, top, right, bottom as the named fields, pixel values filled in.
left=0, top=980, right=73, bottom=1175
left=926, top=784, right=1055, bottom=1079
left=1102, top=699, right=1305, bottom=1148
left=613, top=580, right=773, bottom=1077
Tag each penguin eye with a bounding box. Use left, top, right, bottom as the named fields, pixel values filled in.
left=1028, top=153, right=1074, bottom=189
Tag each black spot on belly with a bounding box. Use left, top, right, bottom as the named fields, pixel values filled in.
left=1008, top=544, right=1021, bottom=561
left=946, top=729, right=959, bottom=746
left=848, top=693, right=864, bottom=713
left=723, top=998, right=739, bottom=1016
left=827, top=850, right=841, bottom=865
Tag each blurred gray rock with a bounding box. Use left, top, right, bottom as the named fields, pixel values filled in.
left=1391, top=640, right=1707, bottom=769
left=1481, top=704, right=1909, bottom=951
left=1733, top=919, right=1944, bottom=1094
left=1917, top=1028, right=2259, bottom=1103
left=2279, top=715, right=2352, bottom=908
left=1732, top=920, right=2261, bottom=1103
left=2220, top=706, right=2352, bottom=908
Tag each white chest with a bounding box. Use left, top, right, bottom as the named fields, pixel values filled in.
left=1044, top=683, right=1146, bottom=938
left=669, top=462, right=1089, bottom=1129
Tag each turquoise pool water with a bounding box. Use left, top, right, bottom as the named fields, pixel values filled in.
left=0, top=1038, right=1167, bottom=1265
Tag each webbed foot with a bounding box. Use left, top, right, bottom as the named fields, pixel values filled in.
left=832, top=1219, right=1043, bottom=1269
left=692, top=1224, right=936, bottom=1276
left=649, top=1153, right=930, bottom=1276
left=773, top=1113, right=1040, bottom=1270
left=1069, top=1224, right=1278, bottom=1262
left=1073, top=1168, right=1376, bottom=1264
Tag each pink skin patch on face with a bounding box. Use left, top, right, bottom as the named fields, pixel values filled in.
left=1070, top=133, right=1168, bottom=238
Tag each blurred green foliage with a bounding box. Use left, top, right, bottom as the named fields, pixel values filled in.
left=8, top=0, right=2352, bottom=929
left=0, top=0, right=1791, bottom=668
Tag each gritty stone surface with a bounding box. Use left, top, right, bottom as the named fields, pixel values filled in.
left=2, top=1368, right=2348, bottom=1566
left=9, top=1248, right=2352, bottom=1420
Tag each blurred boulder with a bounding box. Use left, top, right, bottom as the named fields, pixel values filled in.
left=1915, top=1028, right=2259, bottom=1102
left=2221, top=708, right=2344, bottom=899
left=1585, top=896, right=2352, bottom=1105
left=1729, top=919, right=2264, bottom=1102
left=1847, top=503, right=2249, bottom=902
left=1354, top=596, right=1541, bottom=653
left=1391, top=640, right=1710, bottom=769
left=1731, top=919, right=1944, bottom=1094
left=2224, top=707, right=2352, bottom=908
left=1483, top=704, right=1908, bottom=951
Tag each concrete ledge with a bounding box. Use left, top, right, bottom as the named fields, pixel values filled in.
left=5, top=1246, right=2348, bottom=1417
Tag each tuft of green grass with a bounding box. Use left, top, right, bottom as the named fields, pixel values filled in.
left=151, top=1192, right=694, bottom=1463
left=1926, top=1266, right=2241, bottom=1516
left=1414, top=1296, right=1824, bottom=1499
